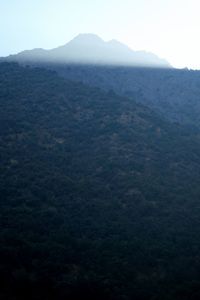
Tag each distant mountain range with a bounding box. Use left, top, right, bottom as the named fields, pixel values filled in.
left=1, top=33, right=171, bottom=68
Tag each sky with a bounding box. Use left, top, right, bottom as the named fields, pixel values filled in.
left=1, top=0, right=200, bottom=69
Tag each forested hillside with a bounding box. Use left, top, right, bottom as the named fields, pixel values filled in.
left=46, top=64, right=200, bottom=129
left=1, top=63, right=200, bottom=299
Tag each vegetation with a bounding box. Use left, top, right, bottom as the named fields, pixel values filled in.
left=49, top=64, right=200, bottom=129
left=1, top=62, right=200, bottom=299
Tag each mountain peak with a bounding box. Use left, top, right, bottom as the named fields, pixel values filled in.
left=69, top=33, right=104, bottom=45
left=1, top=33, right=172, bottom=68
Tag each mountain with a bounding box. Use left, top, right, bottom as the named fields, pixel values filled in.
left=2, top=33, right=171, bottom=68
left=1, top=62, right=200, bottom=300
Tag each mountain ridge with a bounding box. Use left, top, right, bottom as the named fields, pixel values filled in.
left=1, top=33, right=171, bottom=68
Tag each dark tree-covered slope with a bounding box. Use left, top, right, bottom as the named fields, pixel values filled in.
left=43, top=64, right=200, bottom=129
left=1, top=63, right=200, bottom=299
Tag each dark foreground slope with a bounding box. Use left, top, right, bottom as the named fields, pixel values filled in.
left=1, top=63, right=200, bottom=299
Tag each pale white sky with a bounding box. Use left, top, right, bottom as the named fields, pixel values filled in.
left=1, top=0, right=200, bottom=69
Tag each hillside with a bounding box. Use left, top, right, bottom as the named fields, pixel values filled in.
left=4, top=55, right=200, bottom=130
left=1, top=63, right=200, bottom=299
left=45, top=64, right=200, bottom=129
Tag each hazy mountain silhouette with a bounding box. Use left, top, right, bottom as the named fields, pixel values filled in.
left=2, top=33, right=171, bottom=68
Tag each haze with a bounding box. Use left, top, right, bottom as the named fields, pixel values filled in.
left=1, top=0, right=200, bottom=69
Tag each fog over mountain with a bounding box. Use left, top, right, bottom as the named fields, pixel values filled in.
left=2, top=33, right=171, bottom=68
